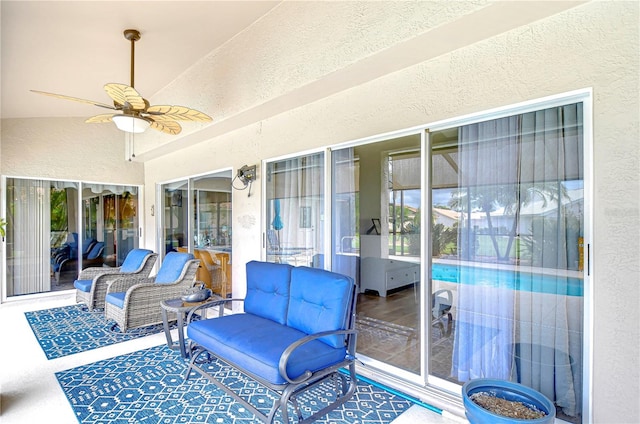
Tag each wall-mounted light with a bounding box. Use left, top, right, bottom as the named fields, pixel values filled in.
left=233, top=164, right=257, bottom=197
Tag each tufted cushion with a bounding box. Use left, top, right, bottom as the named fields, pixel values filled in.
left=120, top=249, right=154, bottom=273
left=105, top=292, right=126, bottom=309
left=287, top=266, right=353, bottom=349
left=187, top=314, right=346, bottom=386
left=244, top=261, right=292, bottom=324
left=155, top=252, right=194, bottom=284
left=73, top=279, right=93, bottom=293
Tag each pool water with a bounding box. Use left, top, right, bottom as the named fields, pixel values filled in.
left=432, top=263, right=583, bottom=297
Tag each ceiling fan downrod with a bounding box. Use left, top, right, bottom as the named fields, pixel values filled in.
left=123, top=29, right=141, bottom=88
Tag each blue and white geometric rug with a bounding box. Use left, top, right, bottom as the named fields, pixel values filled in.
left=25, top=304, right=168, bottom=360
left=56, top=344, right=414, bottom=423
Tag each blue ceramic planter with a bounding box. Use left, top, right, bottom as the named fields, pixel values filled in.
left=462, top=379, right=556, bottom=424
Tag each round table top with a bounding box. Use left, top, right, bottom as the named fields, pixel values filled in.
left=160, top=295, right=220, bottom=312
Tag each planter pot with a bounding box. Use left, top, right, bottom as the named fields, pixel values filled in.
left=462, top=379, right=556, bottom=424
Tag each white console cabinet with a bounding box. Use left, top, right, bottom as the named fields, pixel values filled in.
left=360, top=256, right=419, bottom=297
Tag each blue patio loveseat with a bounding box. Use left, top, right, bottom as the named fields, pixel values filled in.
left=184, top=260, right=358, bottom=423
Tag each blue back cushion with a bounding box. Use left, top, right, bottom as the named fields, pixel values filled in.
left=244, top=261, right=292, bottom=325
left=155, top=252, right=194, bottom=284
left=82, top=238, right=96, bottom=253
left=121, top=249, right=153, bottom=273
left=287, top=266, right=353, bottom=348
left=87, top=242, right=104, bottom=259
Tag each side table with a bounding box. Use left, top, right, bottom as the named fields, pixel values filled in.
left=160, top=296, right=222, bottom=358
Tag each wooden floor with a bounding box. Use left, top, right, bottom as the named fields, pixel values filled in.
left=356, top=284, right=454, bottom=380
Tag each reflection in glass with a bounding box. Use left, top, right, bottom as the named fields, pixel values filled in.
left=4, top=179, right=139, bottom=296
left=265, top=153, right=324, bottom=267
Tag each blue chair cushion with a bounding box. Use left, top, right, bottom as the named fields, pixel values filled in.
left=105, top=292, right=126, bottom=309
left=187, top=314, right=347, bottom=386
left=121, top=249, right=153, bottom=273
left=244, top=261, right=292, bottom=325
left=74, top=279, right=93, bottom=293
left=287, top=267, right=353, bottom=349
left=86, top=242, right=104, bottom=259
left=82, top=238, right=96, bottom=253
left=155, top=252, right=194, bottom=284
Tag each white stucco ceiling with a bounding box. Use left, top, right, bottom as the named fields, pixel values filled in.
left=0, top=1, right=280, bottom=120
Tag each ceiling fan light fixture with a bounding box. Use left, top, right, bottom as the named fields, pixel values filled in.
left=112, top=115, right=150, bottom=133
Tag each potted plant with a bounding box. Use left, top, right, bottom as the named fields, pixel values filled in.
left=462, top=379, right=555, bottom=424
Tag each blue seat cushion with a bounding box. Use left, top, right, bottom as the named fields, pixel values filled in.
left=287, top=267, right=353, bottom=348
left=74, top=279, right=93, bottom=293
left=105, top=292, right=126, bottom=309
left=187, top=314, right=347, bottom=386
left=155, top=252, right=194, bottom=284
left=121, top=249, right=153, bottom=273
left=244, top=261, right=292, bottom=325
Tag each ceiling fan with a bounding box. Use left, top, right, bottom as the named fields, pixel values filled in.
left=31, top=29, right=212, bottom=135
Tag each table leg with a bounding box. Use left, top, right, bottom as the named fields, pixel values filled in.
left=176, top=312, right=187, bottom=358
left=161, top=307, right=174, bottom=349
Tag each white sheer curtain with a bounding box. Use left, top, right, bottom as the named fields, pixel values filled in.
left=514, top=105, right=583, bottom=417
left=451, top=104, right=583, bottom=417
left=7, top=179, right=51, bottom=295
left=452, top=116, right=520, bottom=381
left=266, top=153, right=324, bottom=266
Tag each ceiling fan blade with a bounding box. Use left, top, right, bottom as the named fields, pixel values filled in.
left=104, top=83, right=147, bottom=110
left=85, top=113, right=114, bottom=124
left=148, top=118, right=182, bottom=135
left=31, top=90, right=118, bottom=110
left=146, top=105, right=212, bottom=122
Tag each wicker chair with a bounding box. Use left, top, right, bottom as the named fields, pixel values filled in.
left=104, top=252, right=199, bottom=332
left=74, top=249, right=158, bottom=311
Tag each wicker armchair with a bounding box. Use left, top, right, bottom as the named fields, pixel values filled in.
left=104, top=252, right=199, bottom=332
left=74, top=249, right=158, bottom=311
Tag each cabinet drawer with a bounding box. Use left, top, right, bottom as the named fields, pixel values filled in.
left=386, top=268, right=416, bottom=288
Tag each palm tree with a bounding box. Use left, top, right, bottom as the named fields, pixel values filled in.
left=448, top=182, right=569, bottom=262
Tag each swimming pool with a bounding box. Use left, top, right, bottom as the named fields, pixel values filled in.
left=431, top=263, right=583, bottom=297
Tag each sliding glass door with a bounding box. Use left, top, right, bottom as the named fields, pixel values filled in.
left=4, top=178, right=140, bottom=297
left=429, top=102, right=585, bottom=422
left=262, top=93, right=587, bottom=423
left=331, top=135, right=423, bottom=375
left=160, top=170, right=232, bottom=298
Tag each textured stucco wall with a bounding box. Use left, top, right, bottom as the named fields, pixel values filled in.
left=1, top=117, right=143, bottom=183
left=143, top=2, right=640, bottom=422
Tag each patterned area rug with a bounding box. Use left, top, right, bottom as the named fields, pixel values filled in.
left=56, top=344, right=414, bottom=423
left=25, top=304, right=169, bottom=360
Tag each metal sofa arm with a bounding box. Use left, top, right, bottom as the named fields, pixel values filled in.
left=278, top=329, right=358, bottom=384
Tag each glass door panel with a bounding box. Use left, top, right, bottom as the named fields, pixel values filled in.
left=265, top=152, right=324, bottom=267
left=333, top=135, right=422, bottom=375
left=86, top=184, right=139, bottom=268
left=162, top=181, right=189, bottom=255
left=429, top=103, right=584, bottom=423
left=190, top=172, right=233, bottom=298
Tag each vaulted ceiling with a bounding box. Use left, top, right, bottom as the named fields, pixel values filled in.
left=1, top=1, right=280, bottom=120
